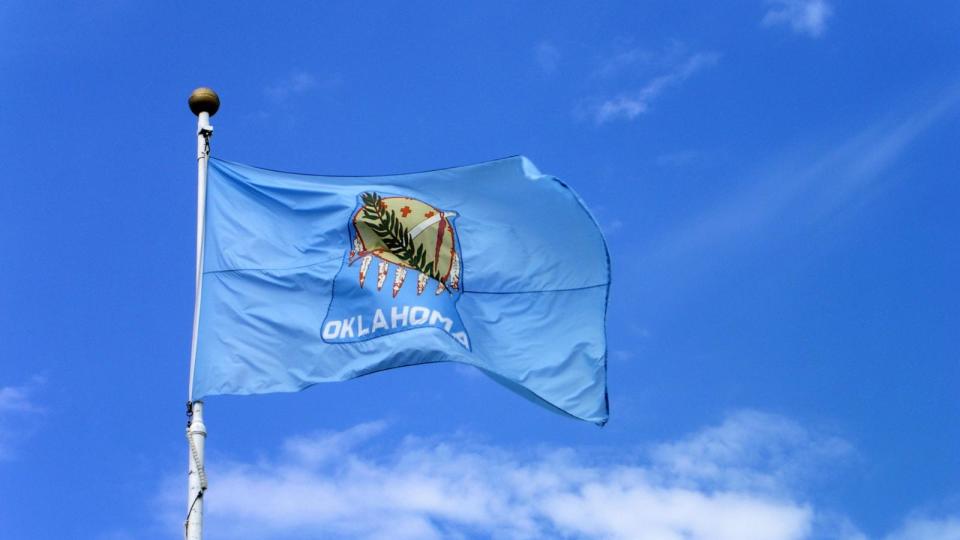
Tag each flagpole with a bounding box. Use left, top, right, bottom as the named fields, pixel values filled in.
left=186, top=87, right=218, bottom=540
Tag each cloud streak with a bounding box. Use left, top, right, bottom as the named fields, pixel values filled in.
left=534, top=41, right=560, bottom=74
left=0, top=377, right=43, bottom=459
left=592, top=52, right=719, bottom=124
left=884, top=515, right=960, bottom=540
left=762, top=0, right=833, bottom=38
left=264, top=70, right=343, bottom=107
left=265, top=71, right=320, bottom=102
left=0, top=385, right=39, bottom=413
left=646, top=86, right=960, bottom=269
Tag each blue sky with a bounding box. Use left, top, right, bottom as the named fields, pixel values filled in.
left=1, top=1, right=958, bottom=539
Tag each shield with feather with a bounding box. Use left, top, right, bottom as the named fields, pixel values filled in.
left=349, top=192, right=461, bottom=297
left=322, top=191, right=470, bottom=349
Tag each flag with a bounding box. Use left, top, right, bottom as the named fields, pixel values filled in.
left=192, top=156, right=610, bottom=424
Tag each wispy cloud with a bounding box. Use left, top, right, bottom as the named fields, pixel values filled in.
left=651, top=410, right=852, bottom=493
left=156, top=411, right=865, bottom=540
left=591, top=51, right=719, bottom=125
left=0, top=377, right=44, bottom=459
left=0, top=385, right=39, bottom=413
left=251, top=70, right=344, bottom=122
left=534, top=41, right=560, bottom=74
left=595, top=48, right=656, bottom=80
left=266, top=71, right=315, bottom=102
left=884, top=515, right=960, bottom=540
left=264, top=70, right=342, bottom=104
left=646, top=86, right=960, bottom=269
left=762, top=0, right=833, bottom=38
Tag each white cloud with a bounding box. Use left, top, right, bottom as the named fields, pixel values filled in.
left=157, top=411, right=846, bottom=540
left=586, top=204, right=627, bottom=236
left=884, top=515, right=960, bottom=540
left=651, top=410, right=852, bottom=493
left=0, top=385, right=38, bottom=413
left=535, top=41, right=561, bottom=74
left=265, top=71, right=341, bottom=104
left=595, top=48, right=655, bottom=79
left=0, top=378, right=43, bottom=459
left=762, top=0, right=833, bottom=38
left=152, top=411, right=960, bottom=540
left=592, top=52, right=719, bottom=124
left=282, top=421, right=387, bottom=465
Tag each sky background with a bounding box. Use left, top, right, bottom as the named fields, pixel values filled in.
left=1, top=1, right=959, bottom=539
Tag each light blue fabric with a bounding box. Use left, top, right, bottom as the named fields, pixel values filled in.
left=193, top=156, right=610, bottom=424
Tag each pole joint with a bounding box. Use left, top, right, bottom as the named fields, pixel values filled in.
left=198, top=123, right=213, bottom=160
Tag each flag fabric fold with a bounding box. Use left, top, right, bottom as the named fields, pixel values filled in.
left=193, top=156, right=610, bottom=424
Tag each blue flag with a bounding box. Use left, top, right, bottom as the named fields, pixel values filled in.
left=193, top=156, right=610, bottom=424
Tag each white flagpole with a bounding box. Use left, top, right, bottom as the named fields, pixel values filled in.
left=186, top=87, right=218, bottom=540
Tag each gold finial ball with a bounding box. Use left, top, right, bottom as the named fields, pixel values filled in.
left=188, top=87, right=220, bottom=116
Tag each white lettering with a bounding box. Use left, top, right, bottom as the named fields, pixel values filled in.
left=357, top=315, right=370, bottom=337
left=339, top=317, right=355, bottom=338
left=410, top=306, right=430, bottom=325
left=372, top=309, right=388, bottom=332
left=322, top=320, right=342, bottom=339
left=452, top=331, right=470, bottom=348
left=327, top=307, right=467, bottom=347
left=391, top=306, right=409, bottom=328
left=428, top=310, right=453, bottom=332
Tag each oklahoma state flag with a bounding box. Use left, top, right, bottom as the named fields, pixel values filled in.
left=192, top=156, right=610, bottom=424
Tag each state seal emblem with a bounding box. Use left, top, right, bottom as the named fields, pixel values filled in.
left=322, top=192, right=470, bottom=349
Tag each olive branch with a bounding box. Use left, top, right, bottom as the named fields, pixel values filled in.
left=360, top=192, right=443, bottom=281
